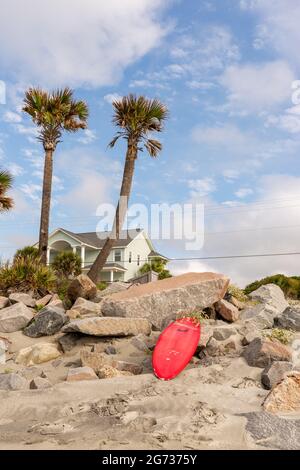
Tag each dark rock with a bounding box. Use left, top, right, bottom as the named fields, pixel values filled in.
left=243, top=337, right=292, bottom=368
left=57, top=333, right=80, bottom=353
left=275, top=306, right=300, bottom=331
left=104, top=345, right=117, bottom=355
left=242, top=411, right=300, bottom=450
left=23, top=306, right=68, bottom=337
left=261, top=361, right=293, bottom=389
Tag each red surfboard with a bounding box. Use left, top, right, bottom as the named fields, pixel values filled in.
left=152, top=317, right=201, bottom=380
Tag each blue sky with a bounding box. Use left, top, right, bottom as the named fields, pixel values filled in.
left=1, top=0, right=300, bottom=286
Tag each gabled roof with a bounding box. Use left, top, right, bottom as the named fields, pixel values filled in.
left=53, top=227, right=144, bottom=249
left=148, top=250, right=170, bottom=261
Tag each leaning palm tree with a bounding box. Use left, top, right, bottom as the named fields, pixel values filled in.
left=88, top=94, right=168, bottom=282
left=0, top=169, right=13, bottom=212
left=23, top=88, right=88, bottom=264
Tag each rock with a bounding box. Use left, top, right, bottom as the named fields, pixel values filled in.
left=249, top=284, right=288, bottom=313
left=226, top=295, right=245, bottom=310
left=29, top=377, right=52, bottom=389
left=57, top=333, right=79, bottom=353
left=243, top=411, right=300, bottom=450
left=263, top=373, right=300, bottom=413
left=72, top=297, right=102, bottom=316
left=0, top=335, right=11, bottom=351
left=15, top=343, right=61, bottom=366
left=261, top=361, right=293, bottom=390
left=240, top=327, right=262, bottom=346
left=198, top=325, right=213, bottom=349
left=212, top=325, right=237, bottom=341
left=9, top=292, right=36, bottom=308
left=0, top=341, right=5, bottom=364
left=241, top=303, right=282, bottom=330
left=66, top=366, right=98, bottom=382
left=104, top=345, right=117, bottom=355
left=67, top=274, right=97, bottom=303
left=275, top=306, right=300, bottom=331
left=93, top=282, right=130, bottom=302
left=0, top=296, right=9, bottom=309
left=48, top=294, right=65, bottom=310
left=98, top=365, right=133, bottom=379
left=0, top=373, right=28, bottom=391
left=80, top=348, right=143, bottom=375
left=205, top=337, right=221, bottom=357
left=215, top=299, right=239, bottom=322
left=62, top=316, right=151, bottom=337
left=36, top=294, right=53, bottom=308
left=243, top=337, right=292, bottom=368
left=101, top=272, right=230, bottom=330
left=0, top=303, right=34, bottom=333
left=131, top=334, right=156, bottom=352
left=66, top=309, right=81, bottom=319
left=23, top=306, right=68, bottom=337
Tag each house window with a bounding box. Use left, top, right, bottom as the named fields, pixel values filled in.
left=114, top=250, right=121, bottom=262
left=129, top=251, right=132, bottom=263
left=137, top=254, right=140, bottom=266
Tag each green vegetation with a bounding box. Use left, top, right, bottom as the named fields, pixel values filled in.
left=244, top=274, right=300, bottom=299
left=177, top=309, right=209, bottom=324
left=263, top=328, right=293, bottom=345
left=139, top=257, right=172, bottom=280
left=0, top=255, right=56, bottom=295
left=14, top=246, right=39, bottom=262
left=97, top=281, right=108, bottom=291
left=52, top=251, right=81, bottom=278
left=227, top=284, right=248, bottom=302
left=0, top=169, right=13, bottom=212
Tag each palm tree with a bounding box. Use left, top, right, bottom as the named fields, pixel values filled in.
left=88, top=94, right=168, bottom=282
left=0, top=169, right=13, bottom=212
left=23, top=88, right=88, bottom=264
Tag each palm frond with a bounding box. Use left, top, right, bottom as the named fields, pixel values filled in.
left=144, top=138, right=162, bottom=157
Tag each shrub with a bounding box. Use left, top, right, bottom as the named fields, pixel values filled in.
left=244, top=274, right=300, bottom=299
left=13, top=245, right=39, bottom=262
left=263, top=328, right=293, bottom=345
left=0, top=255, right=56, bottom=295
left=97, top=281, right=108, bottom=291
left=52, top=251, right=81, bottom=278
left=139, top=257, right=172, bottom=280
left=227, top=284, right=248, bottom=302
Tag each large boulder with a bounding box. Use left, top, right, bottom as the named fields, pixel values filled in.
left=15, top=343, right=61, bottom=366
left=67, top=274, right=97, bottom=303
left=249, top=284, right=288, bottom=313
left=0, top=373, right=28, bottom=391
left=243, top=337, right=292, bottom=368
left=101, top=272, right=230, bottom=329
left=23, top=305, right=68, bottom=338
left=93, top=282, right=130, bottom=302
left=9, top=292, right=36, bottom=308
left=0, top=303, right=34, bottom=333
left=71, top=297, right=102, bottom=316
left=215, top=299, right=239, bottom=322
left=263, top=373, right=300, bottom=413
left=62, top=316, right=151, bottom=337
left=275, top=306, right=300, bottom=331
left=0, top=296, right=9, bottom=309
left=261, top=361, right=293, bottom=390
left=241, top=303, right=283, bottom=330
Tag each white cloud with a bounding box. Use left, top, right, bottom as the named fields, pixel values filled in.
left=235, top=188, right=254, bottom=198
left=103, top=93, right=122, bottom=104
left=7, top=163, right=25, bottom=177
left=186, top=80, right=215, bottom=90
left=223, top=169, right=240, bottom=182
left=77, top=129, right=97, bottom=145
left=221, top=61, right=295, bottom=113
left=3, top=111, right=22, bottom=123
left=188, top=178, right=216, bottom=197
left=20, top=183, right=42, bottom=201
left=0, top=0, right=169, bottom=87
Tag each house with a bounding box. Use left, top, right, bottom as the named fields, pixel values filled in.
left=40, top=227, right=168, bottom=282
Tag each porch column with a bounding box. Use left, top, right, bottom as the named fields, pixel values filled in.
left=72, top=246, right=77, bottom=255
left=46, top=247, right=51, bottom=265
left=81, top=245, right=85, bottom=269
left=110, top=270, right=114, bottom=283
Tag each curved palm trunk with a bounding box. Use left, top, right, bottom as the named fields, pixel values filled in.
left=39, top=148, right=54, bottom=265
left=88, top=142, right=137, bottom=282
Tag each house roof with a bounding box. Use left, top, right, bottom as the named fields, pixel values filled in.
left=57, top=227, right=143, bottom=249
left=83, top=262, right=127, bottom=271
left=148, top=250, right=170, bottom=261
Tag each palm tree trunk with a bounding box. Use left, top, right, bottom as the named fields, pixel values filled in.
left=88, top=142, right=137, bottom=282
left=39, top=148, right=53, bottom=265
